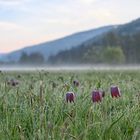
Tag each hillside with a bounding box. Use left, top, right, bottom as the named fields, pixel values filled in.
left=48, top=18, right=140, bottom=64
left=0, top=26, right=114, bottom=62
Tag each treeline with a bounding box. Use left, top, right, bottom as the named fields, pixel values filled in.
left=18, top=52, right=45, bottom=65
left=96, top=31, right=140, bottom=63
left=0, top=52, right=45, bottom=66
left=1, top=30, right=140, bottom=65
left=48, top=30, right=140, bottom=65
left=2, top=29, right=140, bottom=65
left=48, top=46, right=125, bottom=64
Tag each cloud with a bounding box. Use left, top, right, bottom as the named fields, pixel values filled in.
left=78, top=0, right=99, bottom=4
left=0, top=21, right=26, bottom=31
left=0, top=0, right=29, bottom=6
left=0, top=20, right=46, bottom=52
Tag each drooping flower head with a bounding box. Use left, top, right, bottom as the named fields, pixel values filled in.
left=73, top=80, right=80, bottom=87
left=7, top=79, right=19, bottom=87
left=66, top=92, right=75, bottom=103
left=92, top=90, right=102, bottom=103
left=111, top=86, right=121, bottom=98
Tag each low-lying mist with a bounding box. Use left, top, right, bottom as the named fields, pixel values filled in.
left=1, top=64, right=140, bottom=71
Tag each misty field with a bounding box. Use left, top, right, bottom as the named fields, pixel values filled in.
left=0, top=70, right=140, bottom=140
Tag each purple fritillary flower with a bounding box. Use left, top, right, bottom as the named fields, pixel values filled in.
left=111, top=86, right=121, bottom=98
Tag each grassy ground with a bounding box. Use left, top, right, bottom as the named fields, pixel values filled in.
left=0, top=70, right=140, bottom=140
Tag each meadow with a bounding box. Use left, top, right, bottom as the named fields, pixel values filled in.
left=0, top=70, right=140, bottom=140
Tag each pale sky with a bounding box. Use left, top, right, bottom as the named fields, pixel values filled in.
left=0, top=0, right=140, bottom=53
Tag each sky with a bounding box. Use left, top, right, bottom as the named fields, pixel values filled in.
left=0, top=0, right=140, bottom=53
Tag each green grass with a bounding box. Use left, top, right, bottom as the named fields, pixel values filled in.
left=0, top=70, right=140, bottom=140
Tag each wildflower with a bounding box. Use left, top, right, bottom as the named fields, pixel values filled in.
left=7, top=79, right=19, bottom=87
left=92, top=90, right=102, bottom=103
left=73, top=80, right=80, bottom=87
left=66, top=92, right=75, bottom=103
left=111, top=86, right=121, bottom=98
left=11, top=79, right=19, bottom=86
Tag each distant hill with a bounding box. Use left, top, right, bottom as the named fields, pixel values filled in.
left=117, top=17, right=140, bottom=35
left=0, top=25, right=114, bottom=62
left=48, top=18, right=140, bottom=64
left=0, top=53, right=6, bottom=60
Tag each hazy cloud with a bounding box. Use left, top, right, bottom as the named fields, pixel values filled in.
left=0, top=0, right=29, bottom=6
left=0, top=21, right=26, bottom=31
left=78, top=0, right=99, bottom=4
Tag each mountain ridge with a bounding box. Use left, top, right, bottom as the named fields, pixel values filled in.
left=48, top=17, right=140, bottom=64
left=0, top=25, right=115, bottom=62
left=1, top=17, right=140, bottom=64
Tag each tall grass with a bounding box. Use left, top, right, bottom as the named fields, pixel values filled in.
left=0, top=70, right=140, bottom=140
